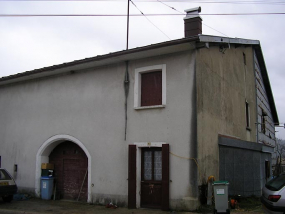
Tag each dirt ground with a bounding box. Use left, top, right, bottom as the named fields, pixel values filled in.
left=0, top=198, right=264, bottom=214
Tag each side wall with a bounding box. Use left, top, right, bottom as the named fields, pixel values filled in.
left=254, top=51, right=276, bottom=147
left=196, top=45, right=257, bottom=182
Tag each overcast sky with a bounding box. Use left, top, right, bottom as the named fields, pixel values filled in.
left=0, top=0, right=284, bottom=139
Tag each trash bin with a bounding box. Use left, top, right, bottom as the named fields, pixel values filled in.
left=213, top=181, right=230, bottom=214
left=41, top=176, right=54, bottom=200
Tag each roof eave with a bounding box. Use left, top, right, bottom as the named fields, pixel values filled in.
left=0, top=36, right=199, bottom=86
left=253, top=45, right=279, bottom=125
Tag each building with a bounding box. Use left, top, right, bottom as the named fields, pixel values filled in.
left=0, top=7, right=278, bottom=211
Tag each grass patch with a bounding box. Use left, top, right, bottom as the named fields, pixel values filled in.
left=196, top=196, right=262, bottom=213
left=230, top=196, right=262, bottom=212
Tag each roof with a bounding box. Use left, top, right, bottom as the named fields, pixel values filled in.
left=0, top=34, right=279, bottom=124
left=0, top=36, right=199, bottom=85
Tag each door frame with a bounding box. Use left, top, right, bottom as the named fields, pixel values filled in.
left=133, top=142, right=167, bottom=209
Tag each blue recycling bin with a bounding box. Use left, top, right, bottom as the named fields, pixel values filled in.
left=41, top=176, right=54, bottom=200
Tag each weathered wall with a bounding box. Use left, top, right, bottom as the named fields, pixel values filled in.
left=0, top=49, right=198, bottom=209
left=196, top=45, right=257, bottom=182
left=254, top=51, right=276, bottom=147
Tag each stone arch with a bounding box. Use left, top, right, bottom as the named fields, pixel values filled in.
left=35, top=135, right=92, bottom=202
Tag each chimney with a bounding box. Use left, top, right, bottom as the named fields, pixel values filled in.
left=184, top=7, right=202, bottom=37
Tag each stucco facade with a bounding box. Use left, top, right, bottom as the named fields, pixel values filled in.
left=0, top=35, right=278, bottom=210
left=0, top=44, right=199, bottom=210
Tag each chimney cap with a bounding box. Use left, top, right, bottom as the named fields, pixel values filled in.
left=184, top=7, right=202, bottom=20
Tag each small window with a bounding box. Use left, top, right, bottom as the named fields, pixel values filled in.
left=141, top=71, right=162, bottom=106
left=261, top=111, right=267, bottom=134
left=243, top=52, right=246, bottom=65
left=134, top=64, right=166, bottom=109
left=265, top=161, right=270, bottom=181
left=246, top=101, right=250, bottom=128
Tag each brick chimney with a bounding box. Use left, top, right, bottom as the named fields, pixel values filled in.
left=184, top=7, right=202, bottom=37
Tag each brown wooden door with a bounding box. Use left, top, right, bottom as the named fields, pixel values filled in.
left=49, top=141, right=88, bottom=201
left=141, top=148, right=163, bottom=208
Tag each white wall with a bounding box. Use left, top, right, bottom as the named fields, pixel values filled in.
left=0, top=49, right=197, bottom=209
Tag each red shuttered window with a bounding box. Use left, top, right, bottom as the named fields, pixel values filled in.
left=141, top=71, right=162, bottom=107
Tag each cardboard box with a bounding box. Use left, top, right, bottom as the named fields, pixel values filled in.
left=41, top=163, right=54, bottom=169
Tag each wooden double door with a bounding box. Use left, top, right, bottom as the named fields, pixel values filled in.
left=49, top=141, right=88, bottom=201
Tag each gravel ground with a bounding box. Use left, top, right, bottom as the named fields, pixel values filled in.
left=0, top=198, right=264, bottom=214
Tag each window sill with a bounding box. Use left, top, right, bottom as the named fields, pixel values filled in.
left=246, top=127, right=251, bottom=131
left=134, top=105, right=166, bottom=110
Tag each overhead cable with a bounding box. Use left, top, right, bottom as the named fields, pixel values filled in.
left=130, top=0, right=171, bottom=40
left=2, top=0, right=285, bottom=5
left=1, top=13, right=285, bottom=17
left=156, top=0, right=229, bottom=38
left=156, top=0, right=184, bottom=14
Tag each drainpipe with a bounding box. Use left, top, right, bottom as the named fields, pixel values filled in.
left=124, top=61, right=130, bottom=141
left=253, top=50, right=259, bottom=143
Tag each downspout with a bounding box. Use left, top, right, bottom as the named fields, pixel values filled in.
left=253, top=49, right=259, bottom=143
left=124, top=0, right=130, bottom=141
left=124, top=61, right=130, bottom=141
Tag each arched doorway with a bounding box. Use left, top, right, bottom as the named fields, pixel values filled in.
left=49, top=141, right=88, bottom=201
left=35, top=135, right=92, bottom=202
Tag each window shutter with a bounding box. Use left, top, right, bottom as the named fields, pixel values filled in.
left=128, top=145, right=136, bottom=209
left=162, top=144, right=169, bottom=211
left=141, top=71, right=162, bottom=106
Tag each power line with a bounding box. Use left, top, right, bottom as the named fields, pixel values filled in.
left=202, top=22, right=228, bottom=37
left=1, top=0, right=285, bottom=4
left=156, top=0, right=184, bottom=14
left=155, top=1, right=229, bottom=39
left=130, top=0, right=171, bottom=40
left=1, top=13, right=285, bottom=17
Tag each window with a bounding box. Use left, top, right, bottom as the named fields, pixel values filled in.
left=243, top=52, right=246, bottom=65
left=141, top=71, right=162, bottom=106
left=265, top=161, right=270, bottom=181
left=134, top=64, right=166, bottom=109
left=261, top=111, right=267, bottom=134
left=245, top=101, right=250, bottom=129
left=142, top=148, right=162, bottom=181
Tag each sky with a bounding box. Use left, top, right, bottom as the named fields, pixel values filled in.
left=0, top=0, right=284, bottom=139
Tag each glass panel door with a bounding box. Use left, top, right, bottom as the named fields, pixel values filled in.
left=141, top=148, right=162, bottom=208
